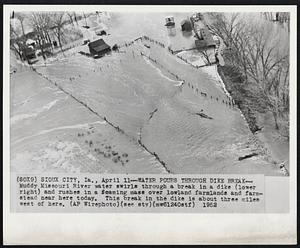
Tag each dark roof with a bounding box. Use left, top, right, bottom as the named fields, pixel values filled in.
left=195, top=39, right=216, bottom=49
left=22, top=47, right=35, bottom=55
left=165, top=22, right=175, bottom=27
left=88, top=39, right=110, bottom=52
left=195, top=39, right=207, bottom=48
left=25, top=31, right=38, bottom=39
left=180, top=19, right=191, bottom=25
left=180, top=20, right=193, bottom=31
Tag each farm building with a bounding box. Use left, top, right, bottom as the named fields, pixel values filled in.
left=88, top=38, right=111, bottom=57
left=90, top=22, right=108, bottom=36
left=26, top=38, right=36, bottom=48
left=165, top=16, right=176, bottom=36
left=195, top=28, right=216, bottom=50
left=21, top=46, right=36, bottom=60
left=180, top=19, right=193, bottom=32
left=191, top=13, right=203, bottom=22
left=195, top=38, right=216, bottom=50
left=198, top=28, right=214, bottom=42
left=165, top=16, right=175, bottom=26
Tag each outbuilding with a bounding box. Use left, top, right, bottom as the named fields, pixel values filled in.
left=180, top=19, right=193, bottom=32
left=195, top=28, right=216, bottom=50
left=21, top=46, right=36, bottom=61
left=88, top=39, right=111, bottom=57
left=195, top=38, right=216, bottom=50
left=165, top=16, right=175, bottom=26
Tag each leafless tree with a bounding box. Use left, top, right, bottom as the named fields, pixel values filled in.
left=73, top=12, right=79, bottom=25
left=199, top=49, right=213, bottom=65
left=10, top=23, right=25, bottom=61
left=241, top=23, right=289, bottom=130
left=82, top=12, right=88, bottom=27
left=208, top=12, right=289, bottom=131
left=261, top=12, right=290, bottom=32
left=66, top=12, right=75, bottom=26
left=50, top=12, right=66, bottom=54
left=14, top=12, right=26, bottom=36
left=206, top=13, right=244, bottom=49
left=29, top=12, right=53, bottom=60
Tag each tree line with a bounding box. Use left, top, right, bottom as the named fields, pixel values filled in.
left=206, top=13, right=289, bottom=135
left=10, top=11, right=96, bottom=62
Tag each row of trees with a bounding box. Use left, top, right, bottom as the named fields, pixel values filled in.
left=206, top=13, right=289, bottom=133
left=10, top=11, right=90, bottom=62
left=261, top=12, right=290, bottom=32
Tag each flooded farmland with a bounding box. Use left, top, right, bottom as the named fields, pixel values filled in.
left=10, top=12, right=284, bottom=175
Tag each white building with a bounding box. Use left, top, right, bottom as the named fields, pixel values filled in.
left=165, top=16, right=175, bottom=25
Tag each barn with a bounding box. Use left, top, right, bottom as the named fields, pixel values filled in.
left=88, top=39, right=111, bottom=57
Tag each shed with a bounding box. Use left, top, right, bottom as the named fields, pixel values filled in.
left=88, top=39, right=111, bottom=57
left=93, top=23, right=108, bottom=36
left=180, top=19, right=193, bottom=32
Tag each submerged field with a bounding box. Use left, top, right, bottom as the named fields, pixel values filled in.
left=10, top=13, right=284, bottom=175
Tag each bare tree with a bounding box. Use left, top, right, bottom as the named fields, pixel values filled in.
left=239, top=24, right=288, bottom=129
left=199, top=49, right=213, bottom=65
left=73, top=12, right=79, bottom=26
left=208, top=12, right=289, bottom=131
left=10, top=23, right=25, bottom=61
left=241, top=23, right=289, bottom=129
left=29, top=12, right=53, bottom=60
left=83, top=12, right=88, bottom=27
left=50, top=12, right=66, bottom=54
left=261, top=12, right=290, bottom=32
left=206, top=13, right=244, bottom=49
left=14, top=12, right=26, bottom=37
left=66, top=12, right=74, bottom=26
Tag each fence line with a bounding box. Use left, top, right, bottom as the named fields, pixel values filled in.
left=115, top=35, right=216, bottom=69
left=141, top=35, right=217, bottom=69
left=139, top=51, right=235, bottom=109
left=63, top=35, right=235, bottom=109
left=31, top=66, right=172, bottom=173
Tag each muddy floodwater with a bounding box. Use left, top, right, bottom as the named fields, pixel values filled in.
left=10, top=13, right=283, bottom=175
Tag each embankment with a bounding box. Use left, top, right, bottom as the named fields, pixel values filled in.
left=217, top=64, right=262, bottom=134
left=217, top=64, right=289, bottom=174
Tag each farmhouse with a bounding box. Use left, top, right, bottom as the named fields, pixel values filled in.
left=21, top=46, right=36, bottom=61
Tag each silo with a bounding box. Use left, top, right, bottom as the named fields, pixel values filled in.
left=165, top=16, right=176, bottom=36
left=165, top=16, right=175, bottom=25
left=167, top=26, right=176, bottom=36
